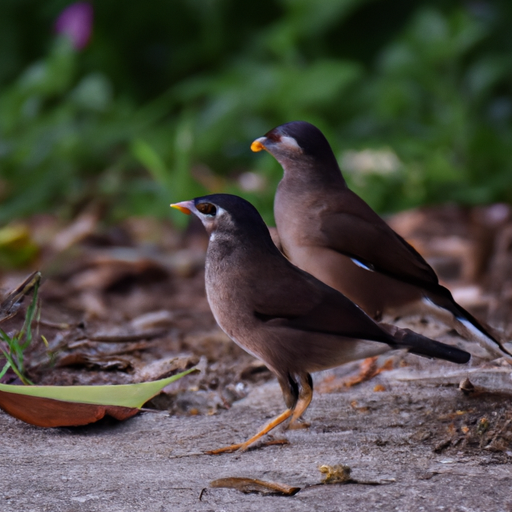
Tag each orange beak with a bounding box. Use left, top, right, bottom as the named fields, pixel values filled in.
left=170, top=201, right=193, bottom=215
left=250, top=138, right=266, bottom=152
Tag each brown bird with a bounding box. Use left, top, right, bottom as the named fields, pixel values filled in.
left=251, top=121, right=512, bottom=364
left=172, top=194, right=470, bottom=454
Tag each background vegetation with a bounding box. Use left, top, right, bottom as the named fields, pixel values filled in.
left=1, top=0, right=512, bottom=225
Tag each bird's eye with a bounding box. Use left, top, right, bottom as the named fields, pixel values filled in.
left=197, top=203, right=217, bottom=216
left=265, top=131, right=281, bottom=143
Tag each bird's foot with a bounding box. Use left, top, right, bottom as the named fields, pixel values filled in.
left=288, top=420, right=310, bottom=430
left=205, top=442, right=246, bottom=455
left=205, top=408, right=293, bottom=455
left=205, top=437, right=289, bottom=455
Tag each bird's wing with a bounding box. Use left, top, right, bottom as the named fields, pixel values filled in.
left=321, top=192, right=439, bottom=287
left=250, top=251, right=470, bottom=363
left=251, top=260, right=392, bottom=343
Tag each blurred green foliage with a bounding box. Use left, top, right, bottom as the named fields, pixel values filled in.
left=1, top=0, right=512, bottom=225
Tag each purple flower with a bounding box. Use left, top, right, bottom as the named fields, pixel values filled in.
left=54, top=2, right=93, bottom=50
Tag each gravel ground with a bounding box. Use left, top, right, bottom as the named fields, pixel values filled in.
left=2, top=361, right=511, bottom=512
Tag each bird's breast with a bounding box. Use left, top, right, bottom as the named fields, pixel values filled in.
left=275, top=183, right=332, bottom=248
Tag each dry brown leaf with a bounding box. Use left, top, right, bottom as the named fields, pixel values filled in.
left=0, top=391, right=138, bottom=427
left=0, top=271, right=40, bottom=324
left=0, top=370, right=196, bottom=427
left=210, top=477, right=300, bottom=496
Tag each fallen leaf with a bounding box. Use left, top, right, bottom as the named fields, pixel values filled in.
left=52, top=210, right=99, bottom=252
left=0, top=368, right=197, bottom=427
left=130, top=310, right=175, bottom=330
left=0, top=392, right=138, bottom=426
left=459, top=377, right=475, bottom=395
left=0, top=224, right=39, bottom=269
left=134, top=355, right=199, bottom=382
left=477, top=417, right=490, bottom=435
left=0, top=271, right=41, bottom=324
left=56, top=353, right=133, bottom=371
left=210, top=477, right=300, bottom=496
left=85, top=326, right=167, bottom=342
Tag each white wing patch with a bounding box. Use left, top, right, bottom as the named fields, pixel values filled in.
left=351, top=258, right=374, bottom=272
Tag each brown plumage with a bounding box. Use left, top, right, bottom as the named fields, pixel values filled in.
left=252, top=121, right=512, bottom=364
left=172, top=194, right=470, bottom=453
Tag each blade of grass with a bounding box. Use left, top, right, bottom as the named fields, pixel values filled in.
left=0, top=271, right=40, bottom=384
left=0, top=361, right=10, bottom=380
left=0, top=346, right=33, bottom=384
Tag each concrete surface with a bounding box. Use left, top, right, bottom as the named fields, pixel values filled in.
left=1, top=367, right=512, bottom=512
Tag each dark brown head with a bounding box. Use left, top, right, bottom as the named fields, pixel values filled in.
left=171, top=194, right=277, bottom=251
left=251, top=121, right=340, bottom=172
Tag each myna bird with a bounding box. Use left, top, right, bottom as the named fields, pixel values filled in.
left=171, top=193, right=470, bottom=454
left=251, top=121, right=512, bottom=364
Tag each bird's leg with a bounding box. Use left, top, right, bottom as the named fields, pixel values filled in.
left=288, top=373, right=313, bottom=429
left=206, top=408, right=294, bottom=455
left=206, top=374, right=299, bottom=455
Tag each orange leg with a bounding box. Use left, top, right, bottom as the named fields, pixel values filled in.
left=206, top=372, right=314, bottom=455
left=206, top=408, right=293, bottom=455
left=288, top=373, right=313, bottom=429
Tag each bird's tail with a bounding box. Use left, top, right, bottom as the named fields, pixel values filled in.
left=425, top=288, right=512, bottom=364
left=381, top=323, right=471, bottom=364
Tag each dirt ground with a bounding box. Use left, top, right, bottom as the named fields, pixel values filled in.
left=1, top=204, right=512, bottom=511
left=2, top=363, right=512, bottom=512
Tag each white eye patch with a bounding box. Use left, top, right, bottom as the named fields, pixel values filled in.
left=215, top=206, right=227, bottom=218
left=279, top=135, right=302, bottom=152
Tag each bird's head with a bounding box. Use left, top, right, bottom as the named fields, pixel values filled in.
left=171, top=194, right=272, bottom=242
left=251, top=121, right=338, bottom=170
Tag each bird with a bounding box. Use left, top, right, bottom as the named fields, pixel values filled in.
left=251, top=121, right=512, bottom=364
left=171, top=193, right=471, bottom=454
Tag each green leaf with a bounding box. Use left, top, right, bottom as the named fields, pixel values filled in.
left=132, top=138, right=171, bottom=191
left=0, top=368, right=196, bottom=409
